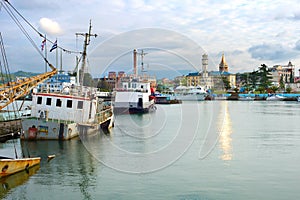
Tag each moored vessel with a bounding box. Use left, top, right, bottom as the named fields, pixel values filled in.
left=174, top=85, right=207, bottom=101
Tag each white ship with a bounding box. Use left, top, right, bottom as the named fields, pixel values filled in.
left=112, top=78, right=156, bottom=114
left=112, top=49, right=156, bottom=114
left=174, top=86, right=207, bottom=101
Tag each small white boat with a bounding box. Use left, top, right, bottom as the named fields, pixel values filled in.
left=297, top=96, right=300, bottom=102
left=266, top=94, right=285, bottom=101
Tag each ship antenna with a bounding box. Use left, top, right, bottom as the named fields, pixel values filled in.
left=75, top=20, right=97, bottom=87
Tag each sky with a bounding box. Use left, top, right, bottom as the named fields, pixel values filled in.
left=1, top=0, right=300, bottom=79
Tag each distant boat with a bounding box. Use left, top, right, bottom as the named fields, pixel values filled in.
left=0, top=156, right=40, bottom=178
left=113, top=78, right=156, bottom=114
left=174, top=86, right=207, bottom=101
left=266, top=94, right=285, bottom=101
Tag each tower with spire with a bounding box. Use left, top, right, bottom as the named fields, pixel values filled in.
left=219, top=53, right=228, bottom=73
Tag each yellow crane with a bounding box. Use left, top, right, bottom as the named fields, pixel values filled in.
left=0, top=64, right=57, bottom=110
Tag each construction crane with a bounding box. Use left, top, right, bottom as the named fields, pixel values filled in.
left=0, top=65, right=57, bottom=110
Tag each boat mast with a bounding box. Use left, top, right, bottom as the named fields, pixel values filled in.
left=75, top=20, right=97, bottom=86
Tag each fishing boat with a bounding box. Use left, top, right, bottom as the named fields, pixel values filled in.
left=21, top=86, right=114, bottom=140
left=174, top=85, right=207, bottom=101
left=21, top=21, right=114, bottom=140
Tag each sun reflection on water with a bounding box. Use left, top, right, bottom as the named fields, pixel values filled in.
left=219, top=101, right=233, bottom=161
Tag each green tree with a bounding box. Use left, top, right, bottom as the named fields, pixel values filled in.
left=269, top=85, right=279, bottom=93
left=258, top=64, right=272, bottom=92
left=289, top=70, right=294, bottom=83
left=83, top=72, right=95, bottom=87
left=286, top=86, right=292, bottom=93
left=249, top=70, right=259, bottom=91
left=97, top=79, right=110, bottom=91
left=221, top=76, right=231, bottom=90
left=279, top=75, right=285, bottom=91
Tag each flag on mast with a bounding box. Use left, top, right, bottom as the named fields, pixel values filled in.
left=41, top=38, right=46, bottom=51
left=50, top=40, right=57, bottom=52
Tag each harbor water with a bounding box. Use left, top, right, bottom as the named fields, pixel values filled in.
left=1, top=101, right=300, bottom=199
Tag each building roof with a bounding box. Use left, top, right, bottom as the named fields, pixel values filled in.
left=209, top=71, right=232, bottom=76
left=186, top=72, right=200, bottom=76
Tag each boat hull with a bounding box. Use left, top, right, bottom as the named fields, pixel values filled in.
left=113, top=104, right=156, bottom=114
left=0, top=157, right=41, bottom=178
left=21, top=118, right=79, bottom=140
left=174, top=94, right=206, bottom=101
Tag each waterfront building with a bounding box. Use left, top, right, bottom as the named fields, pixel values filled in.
left=269, top=61, right=295, bottom=85
left=185, top=53, right=236, bottom=91
left=96, top=71, right=156, bottom=92
left=37, top=71, right=76, bottom=93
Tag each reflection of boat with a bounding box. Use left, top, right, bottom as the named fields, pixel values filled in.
left=0, top=164, right=40, bottom=198
left=154, top=94, right=182, bottom=104
left=174, top=86, right=207, bottom=101
left=266, top=94, right=285, bottom=101
left=0, top=156, right=40, bottom=178
left=239, top=96, right=254, bottom=101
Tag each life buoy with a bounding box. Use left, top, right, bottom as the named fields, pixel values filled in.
left=28, top=126, right=38, bottom=140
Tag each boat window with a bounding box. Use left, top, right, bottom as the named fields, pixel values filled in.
left=67, top=100, right=72, bottom=108
left=56, top=99, right=62, bottom=107
left=77, top=101, right=83, bottom=109
left=46, top=98, right=52, bottom=106
left=37, top=96, right=42, bottom=104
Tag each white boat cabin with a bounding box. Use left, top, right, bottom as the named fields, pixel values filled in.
left=30, top=93, right=97, bottom=124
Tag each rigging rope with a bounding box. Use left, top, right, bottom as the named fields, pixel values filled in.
left=1, top=0, right=82, bottom=57
left=0, top=32, right=19, bottom=118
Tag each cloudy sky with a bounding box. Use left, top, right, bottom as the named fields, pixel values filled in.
left=1, top=0, right=300, bottom=78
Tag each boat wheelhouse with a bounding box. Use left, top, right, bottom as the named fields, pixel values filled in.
left=112, top=78, right=156, bottom=114
left=21, top=86, right=113, bottom=140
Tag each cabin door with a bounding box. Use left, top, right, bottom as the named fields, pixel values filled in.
left=59, top=123, right=64, bottom=140
left=138, top=98, right=143, bottom=108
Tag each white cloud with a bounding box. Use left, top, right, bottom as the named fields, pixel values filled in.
left=39, top=18, right=63, bottom=36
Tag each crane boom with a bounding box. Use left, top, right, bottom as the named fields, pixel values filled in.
left=0, top=64, right=57, bottom=110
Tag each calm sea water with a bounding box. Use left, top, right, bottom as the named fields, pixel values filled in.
left=1, top=101, right=300, bottom=200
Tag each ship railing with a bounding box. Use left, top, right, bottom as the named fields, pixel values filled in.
left=95, top=107, right=113, bottom=124
left=114, top=88, right=149, bottom=93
